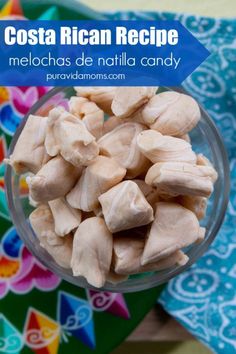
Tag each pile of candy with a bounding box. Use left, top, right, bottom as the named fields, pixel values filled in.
left=6, top=87, right=218, bottom=288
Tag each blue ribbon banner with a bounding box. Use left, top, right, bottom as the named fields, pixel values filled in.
left=0, top=20, right=210, bottom=86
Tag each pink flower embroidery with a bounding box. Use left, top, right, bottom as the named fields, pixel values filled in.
left=9, top=87, right=51, bottom=116
left=0, top=247, right=61, bottom=298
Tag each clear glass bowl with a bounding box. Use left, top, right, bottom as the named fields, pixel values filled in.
left=5, top=87, right=230, bottom=293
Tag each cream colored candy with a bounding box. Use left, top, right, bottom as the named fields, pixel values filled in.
left=197, top=154, right=218, bottom=182
left=45, top=107, right=99, bottom=166
left=45, top=106, right=64, bottom=156
left=103, top=116, right=122, bottom=135
left=6, top=115, right=50, bottom=174
left=29, top=205, right=72, bottom=268
left=69, top=96, right=104, bottom=139
left=137, top=130, right=196, bottom=164
left=98, top=122, right=150, bottom=178
left=49, top=197, right=82, bottom=236
left=141, top=202, right=204, bottom=265
left=29, top=204, right=54, bottom=237
left=71, top=217, right=113, bottom=288
left=178, top=134, right=191, bottom=143
left=41, top=234, right=73, bottom=269
left=141, top=91, right=201, bottom=136
left=197, top=153, right=212, bottom=166
left=179, top=195, right=208, bottom=220
left=113, top=236, right=189, bottom=275
left=111, top=87, right=157, bottom=118
left=133, top=179, right=160, bottom=208
left=98, top=180, right=154, bottom=233
left=197, top=227, right=206, bottom=243
left=126, top=106, right=147, bottom=124
left=27, top=156, right=82, bottom=202
left=58, top=111, right=99, bottom=166
left=66, top=156, right=126, bottom=211
left=74, top=86, right=117, bottom=115
left=145, top=161, right=217, bottom=197
left=111, top=104, right=146, bottom=125
left=114, top=237, right=144, bottom=275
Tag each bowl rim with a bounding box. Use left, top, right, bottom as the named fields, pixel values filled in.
left=5, top=86, right=231, bottom=293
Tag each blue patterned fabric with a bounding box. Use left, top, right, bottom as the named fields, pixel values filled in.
left=106, top=11, right=236, bottom=354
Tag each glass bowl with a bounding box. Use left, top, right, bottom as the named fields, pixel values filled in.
left=5, top=87, right=230, bottom=293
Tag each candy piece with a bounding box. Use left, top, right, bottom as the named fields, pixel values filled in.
left=58, top=111, right=99, bottom=166
left=179, top=195, right=208, bottom=220
left=39, top=234, right=73, bottom=269
left=142, top=91, right=201, bottom=136
left=142, top=91, right=179, bottom=126
left=29, top=205, right=72, bottom=268
left=103, top=116, right=122, bottom=135
left=45, top=106, right=64, bottom=156
left=197, top=153, right=218, bottom=182
left=125, top=106, right=148, bottom=124
left=71, top=217, right=113, bottom=288
left=49, top=197, right=82, bottom=236
left=197, top=227, right=206, bottom=243
left=137, top=130, right=196, bottom=164
left=98, top=122, right=150, bottom=178
left=113, top=236, right=189, bottom=274
left=26, top=156, right=82, bottom=202
left=145, top=161, right=217, bottom=197
left=111, top=87, right=157, bottom=118
left=141, top=202, right=202, bottom=265
left=5, top=115, right=50, bottom=174
left=98, top=180, right=154, bottom=233
left=69, top=96, right=104, bottom=139
left=197, top=153, right=212, bottom=166
left=45, top=107, right=99, bottom=166
left=178, top=133, right=191, bottom=143
left=30, top=204, right=54, bottom=237
left=133, top=179, right=160, bottom=208
left=114, top=237, right=143, bottom=275
left=74, top=86, right=117, bottom=115
left=66, top=156, right=126, bottom=211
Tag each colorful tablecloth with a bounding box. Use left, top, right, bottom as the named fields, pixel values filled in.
left=106, top=9, right=236, bottom=354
